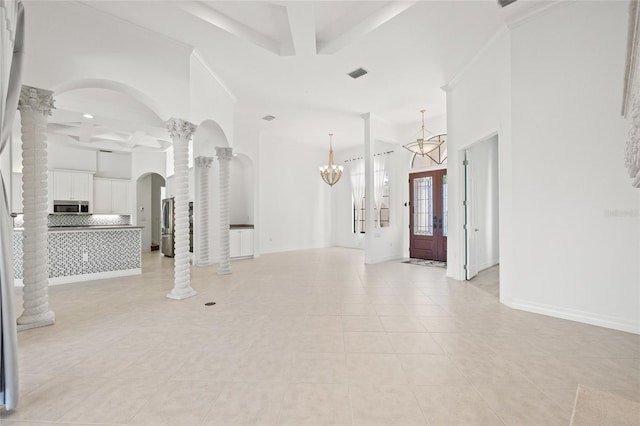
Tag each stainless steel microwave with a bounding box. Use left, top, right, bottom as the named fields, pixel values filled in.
left=53, top=200, right=90, bottom=214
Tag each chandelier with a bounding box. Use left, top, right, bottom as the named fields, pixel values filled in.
left=403, top=109, right=447, bottom=164
left=319, top=133, right=343, bottom=187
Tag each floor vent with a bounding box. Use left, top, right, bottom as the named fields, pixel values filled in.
left=348, top=67, right=368, bottom=79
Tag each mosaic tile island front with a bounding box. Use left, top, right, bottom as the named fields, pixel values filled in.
left=13, top=214, right=142, bottom=285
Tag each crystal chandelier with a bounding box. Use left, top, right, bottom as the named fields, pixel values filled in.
left=402, top=109, right=447, bottom=164
left=319, top=133, right=343, bottom=187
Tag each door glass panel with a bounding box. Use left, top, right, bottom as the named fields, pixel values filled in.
left=413, top=176, right=433, bottom=236
left=443, top=174, right=448, bottom=237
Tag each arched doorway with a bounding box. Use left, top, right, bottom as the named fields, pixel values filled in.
left=136, top=173, right=166, bottom=253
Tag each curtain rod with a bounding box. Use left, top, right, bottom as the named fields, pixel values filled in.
left=343, top=150, right=394, bottom=163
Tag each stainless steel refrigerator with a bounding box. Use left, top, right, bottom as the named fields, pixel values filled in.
left=161, top=198, right=174, bottom=257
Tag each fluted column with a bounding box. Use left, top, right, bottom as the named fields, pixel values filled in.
left=166, top=118, right=197, bottom=300
left=195, top=156, right=213, bottom=266
left=17, top=86, right=55, bottom=330
left=216, top=147, right=233, bottom=275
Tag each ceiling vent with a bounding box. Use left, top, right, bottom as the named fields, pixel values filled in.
left=262, top=115, right=276, bottom=121
left=348, top=67, right=368, bottom=79
left=498, top=0, right=518, bottom=7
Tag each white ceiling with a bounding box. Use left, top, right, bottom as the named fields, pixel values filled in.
left=21, top=0, right=552, bottom=152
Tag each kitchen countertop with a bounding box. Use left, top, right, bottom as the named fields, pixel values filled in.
left=14, top=225, right=144, bottom=232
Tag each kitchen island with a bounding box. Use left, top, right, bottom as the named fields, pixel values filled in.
left=13, top=225, right=142, bottom=285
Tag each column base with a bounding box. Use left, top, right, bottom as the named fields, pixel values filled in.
left=166, top=287, right=197, bottom=300
left=17, top=311, right=55, bottom=331
left=217, top=264, right=232, bottom=275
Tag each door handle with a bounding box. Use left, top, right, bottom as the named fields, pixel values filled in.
left=433, top=215, right=438, bottom=229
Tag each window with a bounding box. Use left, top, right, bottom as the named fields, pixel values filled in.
left=352, top=171, right=390, bottom=233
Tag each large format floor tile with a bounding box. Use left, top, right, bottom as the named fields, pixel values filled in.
left=1, top=248, right=639, bottom=425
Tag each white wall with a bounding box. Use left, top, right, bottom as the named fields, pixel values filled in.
left=96, top=151, right=131, bottom=179
left=48, top=145, right=97, bottom=172
left=259, top=137, right=331, bottom=253
left=364, top=115, right=406, bottom=264
left=509, top=1, right=639, bottom=333
left=447, top=1, right=640, bottom=333
left=446, top=27, right=512, bottom=296
left=230, top=155, right=254, bottom=225
left=189, top=53, right=236, bottom=148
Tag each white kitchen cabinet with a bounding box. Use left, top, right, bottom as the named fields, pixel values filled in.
left=230, top=228, right=254, bottom=258
left=51, top=170, right=92, bottom=201
left=11, top=173, right=22, bottom=213
left=94, top=178, right=131, bottom=214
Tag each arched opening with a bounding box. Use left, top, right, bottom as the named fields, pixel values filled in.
left=191, top=119, right=230, bottom=266
left=135, top=172, right=166, bottom=253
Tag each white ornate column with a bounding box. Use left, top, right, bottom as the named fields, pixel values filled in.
left=17, top=86, right=55, bottom=330
left=624, top=0, right=640, bottom=188
left=216, top=147, right=232, bottom=275
left=195, top=156, right=213, bottom=266
left=166, top=118, right=197, bottom=300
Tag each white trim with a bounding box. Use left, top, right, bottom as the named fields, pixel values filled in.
left=14, top=268, right=141, bottom=287
left=512, top=298, right=640, bottom=335
left=623, top=0, right=640, bottom=116
left=191, top=49, right=238, bottom=103
left=443, top=25, right=509, bottom=92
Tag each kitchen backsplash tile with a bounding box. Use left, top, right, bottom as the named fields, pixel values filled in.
left=13, top=214, right=131, bottom=228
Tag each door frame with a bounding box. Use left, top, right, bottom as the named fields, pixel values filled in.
left=404, top=164, right=447, bottom=260
left=461, top=133, right=500, bottom=280
left=409, top=169, right=448, bottom=261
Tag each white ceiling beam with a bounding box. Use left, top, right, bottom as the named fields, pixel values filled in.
left=180, top=1, right=281, bottom=55
left=285, top=3, right=317, bottom=57
left=317, top=1, right=417, bottom=55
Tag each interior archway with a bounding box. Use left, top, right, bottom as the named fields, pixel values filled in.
left=135, top=172, right=166, bottom=253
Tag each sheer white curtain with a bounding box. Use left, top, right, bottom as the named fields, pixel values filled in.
left=0, top=0, right=25, bottom=411
left=349, top=160, right=364, bottom=233
left=373, top=155, right=387, bottom=227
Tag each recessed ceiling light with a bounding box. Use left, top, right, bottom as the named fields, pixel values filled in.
left=262, top=115, right=276, bottom=121
left=83, top=113, right=93, bottom=119
left=348, top=67, right=368, bottom=79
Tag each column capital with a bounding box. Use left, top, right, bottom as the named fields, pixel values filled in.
left=195, top=156, right=214, bottom=168
left=166, top=118, right=196, bottom=139
left=215, top=147, right=233, bottom=161
left=18, top=85, right=55, bottom=115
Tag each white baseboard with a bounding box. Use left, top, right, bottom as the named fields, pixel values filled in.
left=14, top=269, right=142, bottom=287
left=512, top=298, right=640, bottom=335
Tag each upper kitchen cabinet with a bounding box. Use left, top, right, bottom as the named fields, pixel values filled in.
left=51, top=170, right=93, bottom=201
left=94, top=178, right=131, bottom=214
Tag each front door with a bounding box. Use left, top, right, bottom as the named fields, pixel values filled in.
left=409, top=169, right=447, bottom=261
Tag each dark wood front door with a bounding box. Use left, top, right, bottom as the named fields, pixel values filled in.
left=409, top=169, right=447, bottom=261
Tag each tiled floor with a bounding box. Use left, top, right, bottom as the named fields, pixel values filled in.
left=468, top=265, right=500, bottom=299
left=2, top=247, right=639, bottom=425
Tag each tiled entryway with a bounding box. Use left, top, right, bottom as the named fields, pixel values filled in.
left=2, top=248, right=639, bottom=425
